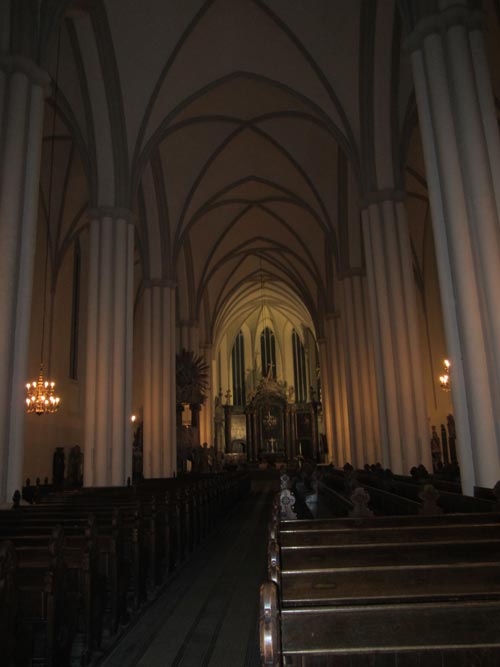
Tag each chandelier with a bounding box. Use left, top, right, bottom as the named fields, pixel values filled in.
left=26, top=364, right=60, bottom=414
left=439, top=359, right=451, bottom=392
left=25, top=26, right=62, bottom=415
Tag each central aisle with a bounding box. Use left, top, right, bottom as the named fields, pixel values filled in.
left=100, top=475, right=278, bottom=667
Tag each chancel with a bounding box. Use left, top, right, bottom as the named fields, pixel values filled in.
left=1, top=0, right=500, bottom=665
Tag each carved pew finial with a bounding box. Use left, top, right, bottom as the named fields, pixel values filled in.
left=279, top=473, right=297, bottom=519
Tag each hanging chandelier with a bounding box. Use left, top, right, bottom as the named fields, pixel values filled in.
left=25, top=26, right=62, bottom=415
left=439, top=359, right=451, bottom=392
left=26, top=364, right=60, bottom=414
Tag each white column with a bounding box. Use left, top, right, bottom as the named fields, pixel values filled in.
left=341, top=275, right=381, bottom=467
left=0, top=56, right=48, bottom=503
left=142, top=282, right=176, bottom=478
left=325, top=313, right=352, bottom=466
left=362, top=193, right=431, bottom=474
left=84, top=210, right=134, bottom=486
left=407, top=4, right=500, bottom=491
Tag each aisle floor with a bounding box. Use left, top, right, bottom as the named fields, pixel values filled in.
left=100, top=477, right=277, bottom=667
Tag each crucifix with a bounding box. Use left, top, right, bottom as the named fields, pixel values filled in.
left=267, top=437, right=277, bottom=453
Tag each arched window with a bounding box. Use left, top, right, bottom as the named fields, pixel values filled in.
left=69, top=240, right=81, bottom=379
left=231, top=330, right=246, bottom=406
left=260, top=327, right=276, bottom=378
left=292, top=329, right=307, bottom=403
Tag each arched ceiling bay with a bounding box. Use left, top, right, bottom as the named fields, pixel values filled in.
left=213, top=270, right=316, bottom=355
left=44, top=0, right=435, bottom=347
left=139, top=74, right=338, bottom=344
left=123, top=0, right=377, bottom=346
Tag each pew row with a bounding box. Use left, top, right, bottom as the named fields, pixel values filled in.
left=1, top=471, right=250, bottom=666
left=261, top=489, right=500, bottom=666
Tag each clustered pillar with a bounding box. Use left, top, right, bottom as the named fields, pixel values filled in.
left=142, top=282, right=176, bottom=478
left=324, top=312, right=351, bottom=465
left=0, top=56, right=48, bottom=503
left=406, top=2, right=500, bottom=492
left=340, top=275, right=380, bottom=468
left=84, top=209, right=134, bottom=486
left=362, top=193, right=431, bottom=474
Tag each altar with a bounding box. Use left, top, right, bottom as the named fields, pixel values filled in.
left=224, top=373, right=321, bottom=462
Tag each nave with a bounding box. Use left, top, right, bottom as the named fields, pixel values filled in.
left=101, top=475, right=278, bottom=667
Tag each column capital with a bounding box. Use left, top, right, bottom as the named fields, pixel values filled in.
left=403, top=5, right=485, bottom=53
left=361, top=189, right=406, bottom=208
left=0, top=54, right=50, bottom=91
left=87, top=206, right=137, bottom=224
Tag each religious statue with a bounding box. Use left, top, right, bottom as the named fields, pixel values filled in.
left=447, top=414, right=457, bottom=464
left=67, top=445, right=83, bottom=487
left=132, top=421, right=143, bottom=481
left=52, top=447, right=65, bottom=487
left=200, top=442, right=210, bottom=473
left=440, top=423, right=449, bottom=464
left=430, top=425, right=441, bottom=471
left=208, top=445, right=215, bottom=471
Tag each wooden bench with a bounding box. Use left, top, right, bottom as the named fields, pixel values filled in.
left=0, top=513, right=114, bottom=658
left=261, top=486, right=500, bottom=666
left=263, top=594, right=500, bottom=666
left=321, top=470, right=422, bottom=515
left=337, top=467, right=497, bottom=514
left=0, top=526, right=80, bottom=667
left=2, top=471, right=251, bottom=665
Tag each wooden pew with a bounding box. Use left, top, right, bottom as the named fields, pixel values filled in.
left=335, top=467, right=496, bottom=515
left=271, top=596, right=500, bottom=666
left=261, top=488, right=500, bottom=666
left=2, top=471, right=250, bottom=666
left=365, top=472, right=495, bottom=514
left=322, top=469, right=422, bottom=515
left=0, top=504, right=134, bottom=635
left=0, top=526, right=80, bottom=667
left=287, top=510, right=500, bottom=530
left=0, top=540, right=19, bottom=666
left=321, top=466, right=497, bottom=516
left=0, top=515, right=109, bottom=660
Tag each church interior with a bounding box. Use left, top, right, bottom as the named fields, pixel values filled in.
left=2, top=0, right=500, bottom=665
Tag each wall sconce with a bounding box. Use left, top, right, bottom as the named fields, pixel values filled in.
left=439, top=359, right=451, bottom=392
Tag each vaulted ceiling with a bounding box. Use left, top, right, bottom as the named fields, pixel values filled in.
left=35, top=0, right=500, bottom=347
